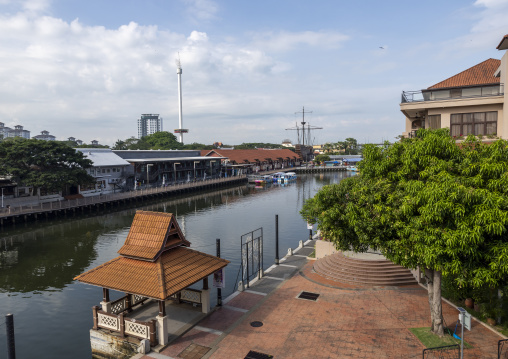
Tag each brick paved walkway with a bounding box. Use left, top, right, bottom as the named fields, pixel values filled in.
left=137, top=240, right=505, bottom=359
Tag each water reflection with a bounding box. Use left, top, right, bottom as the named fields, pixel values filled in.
left=0, top=173, right=350, bottom=359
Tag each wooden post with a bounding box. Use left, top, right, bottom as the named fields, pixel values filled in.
left=149, top=319, right=157, bottom=347
left=102, top=288, right=110, bottom=302
left=6, top=313, right=16, bottom=359
left=119, top=312, right=125, bottom=337
left=92, top=306, right=99, bottom=330
left=125, top=294, right=132, bottom=313
left=158, top=300, right=166, bottom=317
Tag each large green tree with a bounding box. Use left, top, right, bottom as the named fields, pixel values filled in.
left=301, top=129, right=508, bottom=336
left=0, top=138, right=95, bottom=193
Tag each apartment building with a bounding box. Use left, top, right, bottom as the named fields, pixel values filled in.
left=401, top=35, right=508, bottom=139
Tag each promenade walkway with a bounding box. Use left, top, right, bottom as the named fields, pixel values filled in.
left=0, top=176, right=247, bottom=225
left=135, top=239, right=506, bottom=359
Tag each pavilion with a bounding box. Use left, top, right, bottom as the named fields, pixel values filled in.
left=75, top=210, right=229, bottom=350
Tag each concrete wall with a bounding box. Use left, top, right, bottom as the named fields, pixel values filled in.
left=90, top=329, right=142, bottom=359
left=315, top=240, right=338, bottom=259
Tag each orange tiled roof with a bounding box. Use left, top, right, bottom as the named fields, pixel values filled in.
left=497, top=34, right=508, bottom=50
left=118, top=211, right=190, bottom=261
left=427, top=58, right=500, bottom=89
left=202, top=149, right=301, bottom=165
left=74, top=247, right=229, bottom=300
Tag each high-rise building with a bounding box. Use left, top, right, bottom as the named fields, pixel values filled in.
left=137, top=114, right=163, bottom=138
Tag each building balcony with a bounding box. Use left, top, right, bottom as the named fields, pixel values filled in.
left=401, top=84, right=504, bottom=103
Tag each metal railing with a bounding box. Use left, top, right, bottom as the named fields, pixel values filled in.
left=402, top=84, right=504, bottom=103
left=0, top=175, right=247, bottom=218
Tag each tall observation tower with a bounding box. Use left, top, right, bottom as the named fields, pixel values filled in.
left=174, top=58, right=188, bottom=144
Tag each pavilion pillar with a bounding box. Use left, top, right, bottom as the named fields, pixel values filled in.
left=201, top=277, right=211, bottom=314
left=101, top=288, right=111, bottom=313
left=125, top=293, right=132, bottom=313
left=156, top=300, right=169, bottom=345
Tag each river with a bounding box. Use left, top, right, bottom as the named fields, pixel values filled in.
left=0, top=172, right=351, bottom=358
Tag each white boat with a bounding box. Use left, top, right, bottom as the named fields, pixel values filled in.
left=272, top=172, right=297, bottom=183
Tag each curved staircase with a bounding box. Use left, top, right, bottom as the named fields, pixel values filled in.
left=313, top=252, right=417, bottom=286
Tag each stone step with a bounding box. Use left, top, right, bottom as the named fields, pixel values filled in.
left=314, top=260, right=415, bottom=281
left=320, top=255, right=411, bottom=274
left=313, top=252, right=417, bottom=286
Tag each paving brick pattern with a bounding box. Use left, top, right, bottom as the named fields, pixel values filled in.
left=140, top=240, right=505, bottom=359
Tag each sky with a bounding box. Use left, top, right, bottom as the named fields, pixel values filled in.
left=0, top=0, right=507, bottom=147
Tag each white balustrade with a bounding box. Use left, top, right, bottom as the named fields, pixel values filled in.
left=97, top=313, right=120, bottom=331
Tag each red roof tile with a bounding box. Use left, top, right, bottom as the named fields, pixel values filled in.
left=428, top=58, right=500, bottom=89
left=118, top=211, right=190, bottom=261
left=74, top=247, right=229, bottom=300
left=202, top=149, right=301, bottom=165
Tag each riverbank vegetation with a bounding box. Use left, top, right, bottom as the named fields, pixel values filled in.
left=0, top=138, right=95, bottom=193
left=301, top=128, right=508, bottom=336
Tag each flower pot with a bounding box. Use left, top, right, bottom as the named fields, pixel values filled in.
left=465, top=298, right=474, bottom=309
left=487, top=318, right=496, bottom=326
left=474, top=303, right=480, bottom=312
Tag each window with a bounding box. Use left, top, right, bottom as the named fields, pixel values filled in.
left=450, top=111, right=497, bottom=137
left=427, top=115, right=441, bottom=129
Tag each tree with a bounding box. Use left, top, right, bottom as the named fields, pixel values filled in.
left=0, top=138, right=95, bottom=194
left=144, top=131, right=183, bottom=150
left=314, top=154, right=330, bottom=164
left=344, top=137, right=358, bottom=155
left=301, top=129, right=508, bottom=336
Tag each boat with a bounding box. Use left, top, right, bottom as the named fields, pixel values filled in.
left=248, top=174, right=273, bottom=185
left=272, top=172, right=297, bottom=183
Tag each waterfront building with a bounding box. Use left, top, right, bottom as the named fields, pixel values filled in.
left=138, top=114, right=163, bottom=138
left=202, top=148, right=302, bottom=176
left=282, top=139, right=293, bottom=147
left=401, top=34, right=508, bottom=139
left=32, top=130, right=56, bottom=141
left=75, top=210, right=229, bottom=356
left=76, top=148, right=132, bottom=195
left=0, top=123, right=30, bottom=139
left=113, top=149, right=225, bottom=186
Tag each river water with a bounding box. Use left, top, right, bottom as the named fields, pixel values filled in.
left=0, top=172, right=351, bottom=358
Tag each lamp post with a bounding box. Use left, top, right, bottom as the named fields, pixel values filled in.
left=146, top=164, right=153, bottom=187
left=173, top=162, right=180, bottom=184
left=193, top=161, right=200, bottom=181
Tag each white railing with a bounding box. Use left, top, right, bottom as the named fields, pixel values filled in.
left=93, top=307, right=156, bottom=345
left=125, top=319, right=150, bottom=339
left=97, top=312, right=120, bottom=331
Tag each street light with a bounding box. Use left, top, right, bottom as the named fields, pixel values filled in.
left=146, top=164, right=153, bottom=187
left=193, top=161, right=200, bottom=181
left=173, top=162, right=180, bottom=184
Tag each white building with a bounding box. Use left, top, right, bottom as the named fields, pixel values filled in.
left=76, top=148, right=132, bottom=196
left=0, top=123, right=30, bottom=139
left=32, top=130, right=56, bottom=141
left=138, top=114, right=163, bottom=138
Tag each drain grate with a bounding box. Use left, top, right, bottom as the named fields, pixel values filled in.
left=244, top=350, right=274, bottom=359
left=298, top=291, right=320, bottom=301
left=250, top=321, right=264, bottom=327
